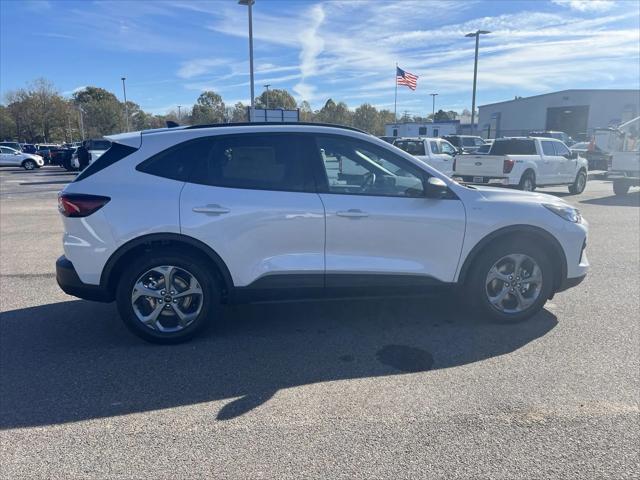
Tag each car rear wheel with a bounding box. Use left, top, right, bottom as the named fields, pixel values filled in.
left=116, top=250, right=221, bottom=343
left=568, top=170, right=587, bottom=195
left=22, top=159, right=36, bottom=170
left=518, top=171, right=536, bottom=192
left=466, top=239, right=553, bottom=323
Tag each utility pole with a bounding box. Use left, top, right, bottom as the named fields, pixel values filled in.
left=121, top=77, right=129, bottom=132
left=177, top=105, right=182, bottom=122
left=465, top=30, right=490, bottom=135
left=264, top=84, right=271, bottom=109
left=429, top=93, right=438, bottom=120
left=238, top=0, right=256, bottom=108
left=77, top=106, right=85, bottom=140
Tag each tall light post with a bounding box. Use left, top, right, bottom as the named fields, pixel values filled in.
left=429, top=93, right=438, bottom=120
left=238, top=0, right=255, bottom=108
left=264, top=84, right=271, bottom=109
left=177, top=105, right=182, bottom=122
left=76, top=105, right=85, bottom=140
left=121, top=77, right=129, bottom=132
left=465, top=30, right=490, bottom=135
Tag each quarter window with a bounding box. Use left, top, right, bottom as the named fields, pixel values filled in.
left=440, top=141, right=456, bottom=155
left=316, top=135, right=425, bottom=198
left=430, top=141, right=440, bottom=154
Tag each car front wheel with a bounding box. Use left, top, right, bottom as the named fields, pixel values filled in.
left=22, top=159, right=37, bottom=170
left=467, top=239, right=554, bottom=322
left=115, top=250, right=221, bottom=343
left=568, top=170, right=587, bottom=195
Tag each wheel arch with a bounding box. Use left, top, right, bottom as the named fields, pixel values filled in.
left=457, top=225, right=567, bottom=292
left=101, top=233, right=234, bottom=300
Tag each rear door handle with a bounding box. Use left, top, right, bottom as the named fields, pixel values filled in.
left=192, top=204, right=230, bottom=215
left=336, top=209, right=369, bottom=218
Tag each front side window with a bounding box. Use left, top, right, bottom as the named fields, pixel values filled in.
left=474, top=138, right=485, bottom=146
left=316, top=135, right=425, bottom=198
left=430, top=141, right=440, bottom=154
left=541, top=141, right=556, bottom=156
left=440, top=141, right=456, bottom=155
left=553, top=142, right=571, bottom=157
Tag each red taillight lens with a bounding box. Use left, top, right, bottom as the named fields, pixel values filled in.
left=58, top=194, right=110, bottom=217
left=503, top=159, right=515, bottom=173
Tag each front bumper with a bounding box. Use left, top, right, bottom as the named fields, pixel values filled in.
left=56, top=256, right=113, bottom=302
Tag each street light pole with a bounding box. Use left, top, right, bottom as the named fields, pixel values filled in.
left=238, top=0, right=256, bottom=108
left=264, top=84, right=271, bottom=109
left=121, top=77, right=129, bottom=132
left=465, top=30, right=490, bottom=135
left=177, top=105, right=182, bottom=122
left=429, top=93, right=438, bottom=120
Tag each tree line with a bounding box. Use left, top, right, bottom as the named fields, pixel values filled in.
left=1, top=78, right=462, bottom=143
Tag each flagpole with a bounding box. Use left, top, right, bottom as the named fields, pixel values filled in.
left=394, top=62, right=398, bottom=123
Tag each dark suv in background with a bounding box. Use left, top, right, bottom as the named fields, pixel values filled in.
left=443, top=135, right=486, bottom=154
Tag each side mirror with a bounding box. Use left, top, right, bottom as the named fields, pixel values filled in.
left=425, top=176, right=449, bottom=199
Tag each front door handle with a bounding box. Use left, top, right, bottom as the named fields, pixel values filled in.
left=336, top=209, right=369, bottom=218
left=192, top=204, right=230, bottom=215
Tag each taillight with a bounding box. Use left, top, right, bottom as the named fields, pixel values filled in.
left=58, top=193, right=110, bottom=217
left=503, top=159, right=515, bottom=173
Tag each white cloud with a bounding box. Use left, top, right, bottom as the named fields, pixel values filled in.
left=551, top=0, right=616, bottom=12
left=294, top=4, right=326, bottom=101
left=177, top=58, right=228, bottom=79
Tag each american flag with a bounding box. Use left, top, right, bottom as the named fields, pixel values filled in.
left=396, top=66, right=418, bottom=90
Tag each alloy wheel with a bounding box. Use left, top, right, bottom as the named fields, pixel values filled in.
left=131, top=265, right=204, bottom=332
left=485, top=254, right=543, bottom=314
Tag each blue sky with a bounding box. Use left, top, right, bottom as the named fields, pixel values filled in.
left=1, top=0, right=639, bottom=116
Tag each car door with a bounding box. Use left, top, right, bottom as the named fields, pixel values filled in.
left=0, top=147, right=10, bottom=166
left=553, top=141, right=576, bottom=182
left=0, top=147, right=18, bottom=166
left=425, top=140, right=452, bottom=175
left=539, top=140, right=561, bottom=185
left=179, top=132, right=325, bottom=289
left=313, top=134, right=466, bottom=287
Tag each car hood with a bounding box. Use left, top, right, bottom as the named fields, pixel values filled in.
left=472, top=185, right=572, bottom=208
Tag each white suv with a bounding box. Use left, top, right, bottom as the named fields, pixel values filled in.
left=56, top=123, right=589, bottom=343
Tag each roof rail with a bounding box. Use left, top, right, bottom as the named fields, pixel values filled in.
left=184, top=122, right=369, bottom=134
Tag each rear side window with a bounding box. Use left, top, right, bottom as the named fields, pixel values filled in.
left=443, top=136, right=459, bottom=146
left=462, top=137, right=476, bottom=147
left=189, top=134, right=316, bottom=192
left=394, top=140, right=425, bottom=156
left=490, top=139, right=537, bottom=155
left=88, top=140, right=111, bottom=150
left=541, top=141, right=556, bottom=156
left=75, top=143, right=138, bottom=182
left=137, top=137, right=210, bottom=182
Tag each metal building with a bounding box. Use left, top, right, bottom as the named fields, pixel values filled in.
left=478, top=89, right=640, bottom=140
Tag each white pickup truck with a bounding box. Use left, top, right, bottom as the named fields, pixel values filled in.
left=453, top=137, right=588, bottom=194
left=393, top=137, right=457, bottom=176
left=604, top=116, right=640, bottom=195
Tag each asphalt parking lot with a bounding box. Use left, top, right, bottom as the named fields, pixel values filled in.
left=0, top=166, right=638, bottom=479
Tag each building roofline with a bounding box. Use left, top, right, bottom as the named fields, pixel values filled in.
left=479, top=89, right=640, bottom=109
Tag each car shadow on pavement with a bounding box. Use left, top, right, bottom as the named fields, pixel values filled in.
left=580, top=191, right=640, bottom=207
left=0, top=297, right=557, bottom=428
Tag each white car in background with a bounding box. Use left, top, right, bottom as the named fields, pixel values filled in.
left=453, top=137, right=588, bottom=194
left=0, top=146, right=44, bottom=170
left=71, top=139, right=112, bottom=170
left=56, top=123, right=588, bottom=343
left=393, top=137, right=457, bottom=176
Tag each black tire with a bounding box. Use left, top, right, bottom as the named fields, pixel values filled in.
left=568, top=169, right=587, bottom=195
left=613, top=178, right=630, bottom=196
left=115, top=249, right=221, bottom=343
left=518, top=170, right=536, bottom=192
left=22, top=159, right=37, bottom=171
left=466, top=238, right=554, bottom=323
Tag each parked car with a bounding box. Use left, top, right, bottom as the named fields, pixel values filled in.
left=378, top=136, right=396, bottom=144
left=442, top=135, right=486, bottom=154
left=606, top=116, right=640, bottom=195
left=21, top=143, right=37, bottom=154
left=87, top=139, right=111, bottom=162
left=50, top=147, right=76, bottom=170
left=453, top=137, right=588, bottom=194
left=0, top=141, right=22, bottom=151
left=570, top=141, right=611, bottom=171
left=56, top=123, right=589, bottom=343
left=0, top=146, right=45, bottom=170
left=529, top=131, right=575, bottom=147
left=393, top=137, right=457, bottom=176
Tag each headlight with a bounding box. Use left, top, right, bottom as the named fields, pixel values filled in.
left=543, top=203, right=582, bottom=223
